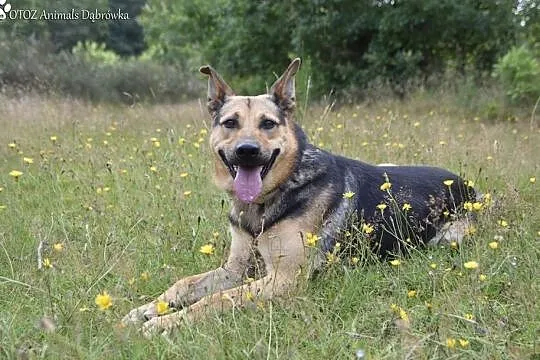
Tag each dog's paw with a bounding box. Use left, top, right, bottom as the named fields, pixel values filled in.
left=121, top=302, right=159, bottom=326
left=140, top=310, right=185, bottom=338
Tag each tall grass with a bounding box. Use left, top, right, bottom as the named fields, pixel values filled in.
left=0, top=91, right=538, bottom=359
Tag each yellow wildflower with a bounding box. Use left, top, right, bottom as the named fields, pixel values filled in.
left=430, top=263, right=437, bottom=269
left=465, top=180, right=475, bottom=187
left=472, top=202, right=483, bottom=211
left=488, top=241, right=498, bottom=249
left=183, top=190, right=192, bottom=196
left=8, top=142, right=16, bottom=149
left=50, top=136, right=57, bottom=142
left=458, top=339, right=470, bottom=348
left=390, top=304, right=409, bottom=321
left=326, top=252, right=338, bottom=265
left=450, top=241, right=458, bottom=249
left=407, top=290, right=417, bottom=298
left=530, top=177, right=536, bottom=184
left=443, top=179, right=454, bottom=186
left=446, top=337, right=457, bottom=349
left=479, top=274, right=487, bottom=281
left=402, top=203, right=412, bottom=211
left=53, top=243, right=64, bottom=252
left=199, top=244, right=215, bottom=255
left=305, top=232, right=319, bottom=247
left=351, top=257, right=359, bottom=265
left=464, top=313, right=474, bottom=320
left=399, top=308, right=409, bottom=321
left=23, top=157, right=34, bottom=164
left=180, top=172, right=189, bottom=178
left=95, top=291, right=113, bottom=310
left=498, top=219, right=509, bottom=228
left=380, top=182, right=392, bottom=191
left=463, top=201, right=473, bottom=211
left=362, top=223, right=374, bottom=234
left=376, top=203, right=387, bottom=211
left=342, top=191, right=355, bottom=199
left=43, top=258, right=53, bottom=269
left=390, top=259, right=401, bottom=266
left=156, top=300, right=170, bottom=315
left=140, top=271, right=150, bottom=281
left=150, top=166, right=157, bottom=173
left=212, top=232, right=220, bottom=238
left=9, top=170, right=23, bottom=180
left=464, top=261, right=479, bottom=269
left=466, top=226, right=477, bottom=236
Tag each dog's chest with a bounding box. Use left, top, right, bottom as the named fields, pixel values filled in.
left=230, top=203, right=265, bottom=237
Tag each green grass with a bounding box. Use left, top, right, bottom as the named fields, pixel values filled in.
left=0, top=92, right=538, bottom=359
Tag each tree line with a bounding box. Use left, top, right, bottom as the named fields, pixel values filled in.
left=0, top=0, right=538, bottom=103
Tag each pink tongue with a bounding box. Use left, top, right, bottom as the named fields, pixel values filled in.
left=233, top=166, right=263, bottom=203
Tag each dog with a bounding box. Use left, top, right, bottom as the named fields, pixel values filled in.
left=122, top=58, right=476, bottom=336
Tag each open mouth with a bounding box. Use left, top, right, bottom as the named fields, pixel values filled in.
left=218, top=149, right=280, bottom=203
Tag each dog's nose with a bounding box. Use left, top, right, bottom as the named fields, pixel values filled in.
left=235, top=143, right=261, bottom=160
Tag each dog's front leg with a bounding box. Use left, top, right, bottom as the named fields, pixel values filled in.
left=141, top=271, right=296, bottom=336
left=141, top=218, right=314, bottom=336
left=122, top=226, right=253, bottom=325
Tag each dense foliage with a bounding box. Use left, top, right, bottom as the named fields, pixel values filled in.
left=0, top=0, right=538, bottom=104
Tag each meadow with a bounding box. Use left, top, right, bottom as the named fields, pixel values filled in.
left=0, top=91, right=538, bottom=359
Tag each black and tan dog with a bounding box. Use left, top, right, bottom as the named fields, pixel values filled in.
left=122, top=58, right=476, bottom=336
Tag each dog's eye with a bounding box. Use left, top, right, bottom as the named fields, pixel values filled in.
left=222, top=119, right=238, bottom=129
left=260, top=119, right=277, bottom=130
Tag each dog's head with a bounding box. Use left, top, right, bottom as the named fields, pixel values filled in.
left=200, top=59, right=302, bottom=204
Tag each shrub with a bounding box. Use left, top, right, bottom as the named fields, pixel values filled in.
left=493, top=45, right=540, bottom=104
left=0, top=39, right=203, bottom=103
left=72, top=41, right=121, bottom=65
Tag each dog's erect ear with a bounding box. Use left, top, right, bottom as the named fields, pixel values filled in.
left=199, top=65, right=235, bottom=117
left=269, top=58, right=301, bottom=113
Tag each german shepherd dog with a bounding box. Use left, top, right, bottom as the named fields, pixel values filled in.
left=122, top=58, right=476, bottom=336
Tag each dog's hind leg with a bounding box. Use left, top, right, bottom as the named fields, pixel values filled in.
left=428, top=217, right=472, bottom=247
left=122, top=226, right=253, bottom=325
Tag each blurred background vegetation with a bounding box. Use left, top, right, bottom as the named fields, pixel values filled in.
left=0, top=0, right=538, bottom=115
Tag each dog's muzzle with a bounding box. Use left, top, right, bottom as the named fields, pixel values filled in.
left=218, top=147, right=280, bottom=203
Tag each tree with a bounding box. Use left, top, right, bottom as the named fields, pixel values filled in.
left=107, top=0, right=146, bottom=56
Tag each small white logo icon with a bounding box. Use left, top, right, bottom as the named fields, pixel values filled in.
left=0, top=0, right=12, bottom=20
